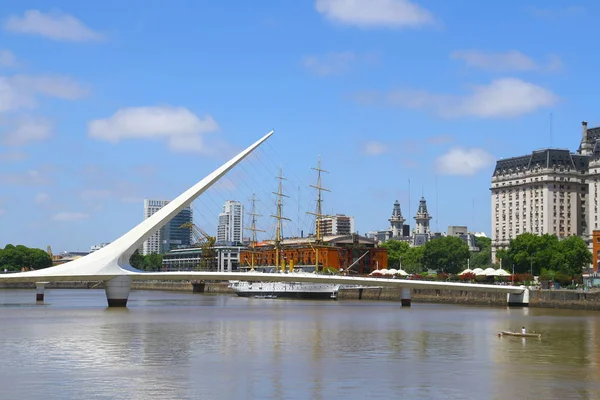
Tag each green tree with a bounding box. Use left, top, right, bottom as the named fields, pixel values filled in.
left=474, top=236, right=491, bottom=250
left=506, top=233, right=544, bottom=274
left=143, top=253, right=163, bottom=271
left=402, top=246, right=424, bottom=274
left=558, top=236, right=591, bottom=276
left=379, top=240, right=409, bottom=268
left=129, top=249, right=144, bottom=269
left=0, top=244, right=52, bottom=271
left=379, top=240, right=424, bottom=273
left=28, top=248, right=52, bottom=269
left=495, top=248, right=512, bottom=269
left=422, top=236, right=470, bottom=274
left=470, top=247, right=491, bottom=269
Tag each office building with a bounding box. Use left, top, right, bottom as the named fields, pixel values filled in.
left=317, top=214, right=355, bottom=235
left=217, top=200, right=244, bottom=245
left=142, top=199, right=193, bottom=255
left=490, top=121, right=599, bottom=264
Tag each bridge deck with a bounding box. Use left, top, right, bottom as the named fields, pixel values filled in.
left=0, top=271, right=526, bottom=294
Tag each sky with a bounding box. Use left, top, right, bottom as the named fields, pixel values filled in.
left=0, top=0, right=598, bottom=253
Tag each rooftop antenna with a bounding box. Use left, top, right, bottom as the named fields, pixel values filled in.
left=550, top=112, right=553, bottom=148
left=435, top=175, right=439, bottom=232
left=408, top=178, right=411, bottom=231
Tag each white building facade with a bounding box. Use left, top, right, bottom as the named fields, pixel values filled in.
left=317, top=214, right=355, bottom=236
left=217, top=200, right=244, bottom=244
left=490, top=121, right=597, bottom=263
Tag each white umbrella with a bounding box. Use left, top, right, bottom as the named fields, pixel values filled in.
left=494, top=268, right=511, bottom=276
left=387, top=268, right=398, bottom=275
left=396, top=269, right=408, bottom=276
left=472, top=268, right=485, bottom=276
left=483, top=267, right=497, bottom=276
left=460, top=268, right=473, bottom=275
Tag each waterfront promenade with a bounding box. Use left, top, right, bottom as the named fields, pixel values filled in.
left=2, top=280, right=598, bottom=310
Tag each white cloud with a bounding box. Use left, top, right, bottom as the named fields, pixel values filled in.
left=0, top=49, right=18, bottom=67
left=120, top=196, right=143, bottom=204
left=1, top=117, right=52, bottom=146
left=0, top=74, right=88, bottom=112
left=363, top=141, right=388, bottom=155
left=529, top=6, right=584, bottom=20
left=315, top=0, right=435, bottom=28
left=79, top=189, right=112, bottom=200
left=402, top=159, right=419, bottom=168
left=302, top=52, right=356, bottom=76
left=35, top=192, right=50, bottom=204
left=0, top=169, right=50, bottom=185
left=10, top=75, right=89, bottom=100
left=52, top=212, right=89, bottom=222
left=88, top=106, right=220, bottom=154
left=4, top=10, right=104, bottom=42
left=387, top=78, right=558, bottom=118
left=435, top=147, right=495, bottom=176
left=427, top=134, right=453, bottom=145
left=0, top=151, right=28, bottom=162
left=451, top=50, right=562, bottom=72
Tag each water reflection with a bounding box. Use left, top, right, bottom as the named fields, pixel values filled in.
left=0, top=290, right=600, bottom=399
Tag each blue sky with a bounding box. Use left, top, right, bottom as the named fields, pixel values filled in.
left=0, top=0, right=597, bottom=252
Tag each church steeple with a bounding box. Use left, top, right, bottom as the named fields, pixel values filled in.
left=414, top=197, right=432, bottom=235
left=389, top=200, right=405, bottom=237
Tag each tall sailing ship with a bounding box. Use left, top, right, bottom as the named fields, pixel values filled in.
left=228, top=158, right=342, bottom=300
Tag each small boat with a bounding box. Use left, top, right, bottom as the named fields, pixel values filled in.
left=500, top=330, right=541, bottom=338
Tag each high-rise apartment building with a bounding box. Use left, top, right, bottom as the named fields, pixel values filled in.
left=142, top=199, right=193, bottom=255
left=317, top=214, right=355, bottom=236
left=217, top=200, right=244, bottom=245
left=490, top=121, right=599, bottom=264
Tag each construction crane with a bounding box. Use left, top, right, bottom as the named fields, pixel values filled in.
left=179, top=222, right=216, bottom=250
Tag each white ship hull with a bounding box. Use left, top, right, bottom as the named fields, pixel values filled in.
left=228, top=280, right=340, bottom=300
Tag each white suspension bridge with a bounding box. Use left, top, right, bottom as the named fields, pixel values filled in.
left=0, top=130, right=530, bottom=307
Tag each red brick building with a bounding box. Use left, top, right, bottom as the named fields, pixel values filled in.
left=240, top=234, right=387, bottom=275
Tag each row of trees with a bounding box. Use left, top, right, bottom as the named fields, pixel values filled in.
left=129, top=250, right=163, bottom=271
left=379, top=236, right=471, bottom=275
left=496, top=233, right=591, bottom=277
left=0, top=244, right=53, bottom=272
left=379, top=233, right=591, bottom=277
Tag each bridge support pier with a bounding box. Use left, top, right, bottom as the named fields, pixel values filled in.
left=36, top=282, right=47, bottom=302
left=105, top=276, right=132, bottom=307
left=507, top=288, right=529, bottom=307
left=401, top=288, right=412, bottom=307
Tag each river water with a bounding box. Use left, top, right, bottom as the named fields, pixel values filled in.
left=0, top=289, right=598, bottom=400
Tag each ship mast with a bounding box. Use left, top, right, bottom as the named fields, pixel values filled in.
left=245, top=193, right=264, bottom=271
left=271, top=168, right=290, bottom=273
left=307, top=156, right=330, bottom=272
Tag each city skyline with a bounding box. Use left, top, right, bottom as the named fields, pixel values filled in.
left=1, top=1, right=598, bottom=251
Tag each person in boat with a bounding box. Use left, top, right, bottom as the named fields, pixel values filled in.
left=521, top=327, right=526, bottom=334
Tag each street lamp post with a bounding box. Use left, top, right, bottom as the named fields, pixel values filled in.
left=530, top=252, right=536, bottom=277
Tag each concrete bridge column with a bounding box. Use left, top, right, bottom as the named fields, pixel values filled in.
left=401, top=288, right=412, bottom=307
left=507, top=288, right=530, bottom=307
left=105, top=276, right=133, bottom=307
left=35, top=282, right=47, bottom=302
